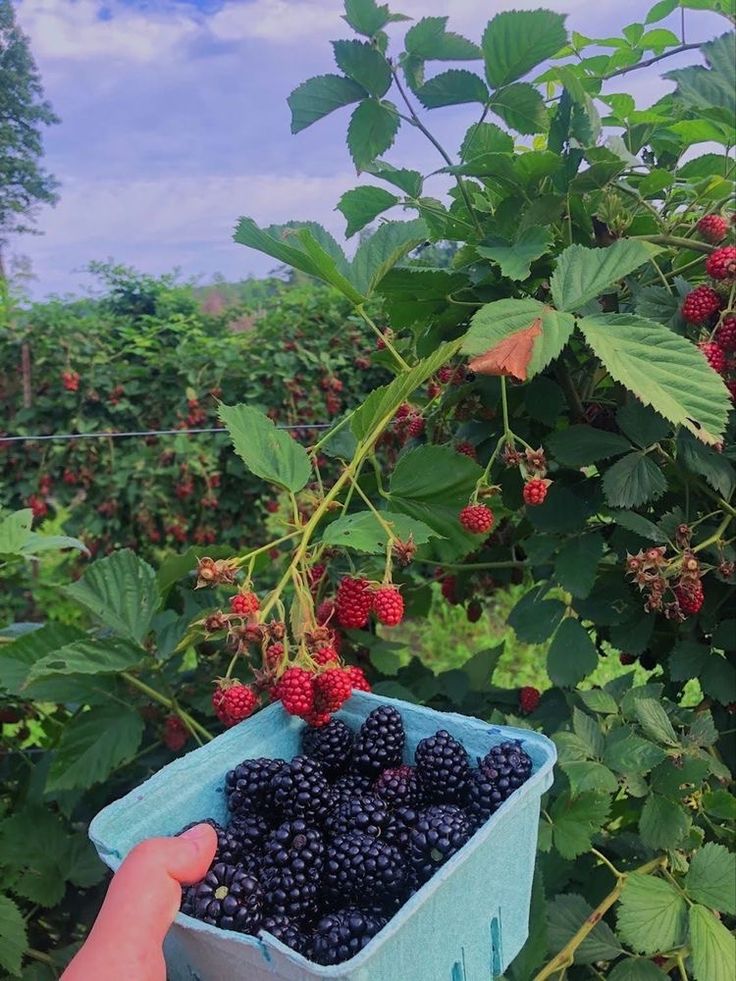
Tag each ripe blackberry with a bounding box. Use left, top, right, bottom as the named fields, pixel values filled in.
left=697, top=214, right=728, bottom=243
left=302, top=718, right=354, bottom=777
left=699, top=339, right=727, bottom=374
left=182, top=862, right=262, bottom=933
left=682, top=285, right=722, bottom=324
left=311, top=908, right=387, bottom=966
left=336, top=577, right=373, bottom=629
left=715, top=314, right=736, bottom=352
left=270, top=755, right=334, bottom=825
left=523, top=478, right=548, bottom=506
left=331, top=772, right=374, bottom=801
left=467, top=767, right=504, bottom=828
left=372, top=585, right=405, bottom=627
left=478, top=741, right=533, bottom=800
left=226, top=811, right=270, bottom=865
left=226, top=757, right=286, bottom=816
left=325, top=793, right=389, bottom=839
left=383, top=806, right=421, bottom=851
left=459, top=504, right=494, bottom=535
left=261, top=867, right=319, bottom=922
left=325, top=832, right=408, bottom=904
left=260, top=915, right=309, bottom=956
left=706, top=244, right=736, bottom=280
left=408, top=805, right=472, bottom=883
left=262, top=819, right=324, bottom=884
left=415, top=729, right=471, bottom=804
left=374, top=765, right=424, bottom=809
left=177, top=819, right=241, bottom=865
left=351, top=706, right=405, bottom=776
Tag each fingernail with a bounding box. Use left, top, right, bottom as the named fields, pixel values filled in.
left=179, top=823, right=214, bottom=842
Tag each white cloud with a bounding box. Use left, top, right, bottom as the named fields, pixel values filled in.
left=209, top=0, right=342, bottom=43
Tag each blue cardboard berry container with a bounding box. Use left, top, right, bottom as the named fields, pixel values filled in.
left=90, top=691, right=555, bottom=981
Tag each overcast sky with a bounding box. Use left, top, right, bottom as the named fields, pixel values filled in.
left=12, top=0, right=728, bottom=298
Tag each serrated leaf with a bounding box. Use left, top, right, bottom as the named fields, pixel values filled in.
left=0, top=895, right=27, bottom=977
left=288, top=73, right=367, bottom=133
left=686, top=843, right=736, bottom=914
left=0, top=509, right=33, bottom=556
left=610, top=510, right=667, bottom=543
left=219, top=403, right=311, bottom=493
left=0, top=623, right=85, bottom=695
left=46, top=705, right=144, bottom=792
left=460, top=121, right=514, bottom=159
left=610, top=613, right=655, bottom=655
left=508, top=586, right=566, bottom=644
left=547, top=618, right=599, bottom=687
left=65, top=550, right=158, bottom=644
left=640, top=794, right=691, bottom=849
left=416, top=69, right=488, bottom=108
left=551, top=241, right=656, bottom=312
left=689, top=904, right=736, bottom=981
left=343, top=0, right=410, bottom=36
left=490, top=82, right=548, bottom=134
left=347, top=99, right=400, bottom=171
left=25, top=638, right=143, bottom=685
left=333, top=40, right=391, bottom=97
left=550, top=790, right=611, bottom=859
left=337, top=185, right=399, bottom=237
left=477, top=227, right=553, bottom=282
left=701, top=654, right=736, bottom=705
left=617, top=400, right=672, bottom=447
left=555, top=533, right=604, bottom=598
left=573, top=707, right=605, bottom=759
left=703, top=790, right=736, bottom=821
left=482, top=10, right=568, bottom=87
left=608, top=959, right=670, bottom=980
left=579, top=689, right=619, bottom=714
left=635, top=699, right=680, bottom=747
left=321, top=511, right=439, bottom=553
left=603, top=452, right=667, bottom=508
left=364, top=159, right=423, bottom=197
left=618, top=874, right=687, bottom=955
left=405, top=17, right=481, bottom=61
left=666, top=32, right=736, bottom=119
left=547, top=425, right=631, bottom=467
left=547, top=893, right=624, bottom=965
left=677, top=430, right=735, bottom=498
left=462, top=298, right=575, bottom=380
left=562, top=761, right=619, bottom=795
left=579, top=314, right=730, bottom=445
left=462, top=646, right=503, bottom=692
left=351, top=219, right=428, bottom=296
left=604, top=728, right=667, bottom=774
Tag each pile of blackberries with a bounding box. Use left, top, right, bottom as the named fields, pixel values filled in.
left=178, top=706, right=533, bottom=965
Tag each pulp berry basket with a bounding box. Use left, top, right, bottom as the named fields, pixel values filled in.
left=90, top=692, right=556, bottom=981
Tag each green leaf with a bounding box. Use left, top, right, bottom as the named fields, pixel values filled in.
left=347, top=99, right=400, bottom=171
left=639, top=794, right=691, bottom=850
left=676, top=430, right=735, bottom=499
left=617, top=400, right=671, bottom=448
left=547, top=894, right=624, bottom=965
left=608, top=960, right=669, bottom=980
left=333, top=40, right=391, bottom=97
left=218, top=403, right=311, bottom=493
left=610, top=510, right=667, bottom=543
left=20, top=532, right=87, bottom=557
left=337, top=185, right=399, bottom=237
left=618, top=874, right=687, bottom=955
left=550, top=790, right=611, bottom=859
left=351, top=219, right=428, bottom=296
left=404, top=17, right=481, bottom=61
left=579, top=689, right=619, bottom=714
left=351, top=341, right=457, bottom=440
left=460, top=121, right=514, bottom=159
left=604, top=728, right=667, bottom=774
left=0, top=623, right=84, bottom=695
left=343, top=0, right=410, bottom=36
left=0, top=509, right=34, bottom=556
left=551, top=240, right=656, bottom=312
left=489, top=83, right=548, bottom=134
left=547, top=618, right=599, bottom=687
left=294, top=224, right=366, bottom=300
left=547, top=425, right=631, bottom=467
left=602, top=452, right=667, bottom=508
left=635, top=698, right=680, bottom=747
left=713, top=620, right=736, bottom=651
left=0, top=895, right=27, bottom=978
left=686, top=843, right=736, bottom=914
left=364, top=159, right=423, bottom=197
left=25, top=638, right=143, bottom=685
left=321, top=511, right=439, bottom=553
left=416, top=70, right=488, bottom=108
left=476, top=227, right=553, bottom=282
left=666, top=32, right=736, bottom=119
left=508, top=586, right=566, bottom=644
left=47, top=705, right=144, bottom=792
left=462, top=645, right=503, bottom=692
left=701, top=654, right=736, bottom=705
left=65, top=550, right=158, bottom=644
left=579, top=314, right=731, bottom=446
left=689, top=904, right=736, bottom=981
left=555, top=534, right=604, bottom=598
left=288, top=73, right=367, bottom=133
left=482, top=10, right=568, bottom=87
left=703, top=790, right=736, bottom=821
left=573, top=707, right=605, bottom=759
left=646, top=0, right=678, bottom=23
left=462, top=298, right=575, bottom=379
left=562, top=761, right=619, bottom=795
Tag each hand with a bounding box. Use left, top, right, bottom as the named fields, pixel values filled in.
left=63, top=823, right=217, bottom=981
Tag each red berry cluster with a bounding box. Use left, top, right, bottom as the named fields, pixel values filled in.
left=212, top=680, right=259, bottom=727
left=61, top=370, right=80, bottom=392
left=699, top=341, right=727, bottom=375
left=459, top=503, right=494, bottom=534
left=335, top=577, right=405, bottom=629
left=697, top=213, right=729, bottom=243
left=682, top=285, right=721, bottom=325
left=523, top=478, right=548, bottom=506
left=519, top=686, right=540, bottom=715
left=705, top=244, right=736, bottom=280
left=163, top=715, right=188, bottom=751
left=230, top=591, right=260, bottom=617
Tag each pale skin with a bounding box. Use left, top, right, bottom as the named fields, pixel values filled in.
left=62, top=823, right=217, bottom=981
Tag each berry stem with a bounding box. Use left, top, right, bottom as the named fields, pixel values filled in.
left=122, top=672, right=213, bottom=742
left=692, top=512, right=733, bottom=554
left=233, top=531, right=301, bottom=567
left=347, top=470, right=397, bottom=543
left=355, top=305, right=410, bottom=371
left=630, top=234, right=712, bottom=255
left=476, top=433, right=507, bottom=497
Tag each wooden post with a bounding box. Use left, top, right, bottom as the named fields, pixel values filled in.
left=21, top=341, right=32, bottom=408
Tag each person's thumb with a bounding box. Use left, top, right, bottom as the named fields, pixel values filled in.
left=63, top=823, right=217, bottom=981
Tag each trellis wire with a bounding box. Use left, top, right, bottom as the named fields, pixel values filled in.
left=0, top=424, right=334, bottom=445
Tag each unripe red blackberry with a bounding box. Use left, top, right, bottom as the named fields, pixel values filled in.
left=230, top=591, right=260, bottom=616
left=681, top=285, right=722, bottom=324
left=407, top=414, right=424, bottom=438
left=697, top=214, right=729, bottom=243
left=706, top=245, right=736, bottom=280
left=523, top=478, right=548, bottom=506
left=518, top=686, right=540, bottom=714
left=676, top=579, right=704, bottom=616
left=715, top=314, right=736, bottom=352
left=313, top=668, right=353, bottom=714
left=335, top=577, right=372, bottom=629
left=459, top=504, right=494, bottom=534
left=163, top=715, right=188, bottom=751
left=466, top=599, right=482, bottom=623
left=455, top=441, right=477, bottom=460
left=619, top=653, right=637, bottom=666
left=372, top=586, right=404, bottom=626
left=276, top=667, right=315, bottom=717
left=699, top=340, right=727, bottom=375
left=342, top=665, right=371, bottom=692
left=212, top=681, right=259, bottom=727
